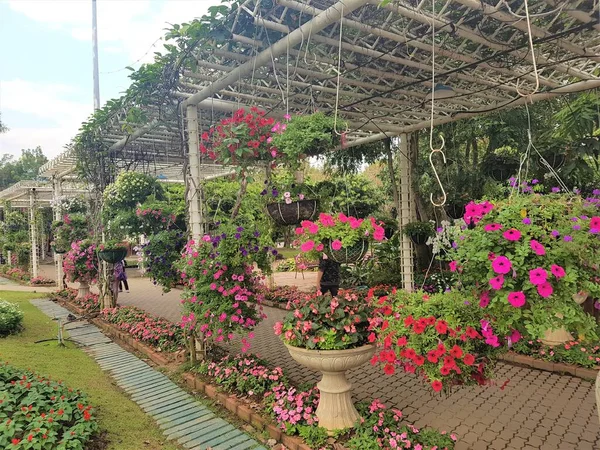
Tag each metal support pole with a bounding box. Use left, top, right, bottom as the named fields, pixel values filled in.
left=186, top=104, right=204, bottom=243
left=398, top=134, right=414, bottom=292
left=30, top=189, right=39, bottom=279
left=92, top=0, right=100, bottom=110
left=53, top=177, right=64, bottom=289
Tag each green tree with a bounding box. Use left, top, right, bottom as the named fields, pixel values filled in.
left=0, top=113, right=7, bottom=134
left=0, top=147, right=48, bottom=190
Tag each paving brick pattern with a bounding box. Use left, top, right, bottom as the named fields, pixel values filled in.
left=41, top=264, right=600, bottom=450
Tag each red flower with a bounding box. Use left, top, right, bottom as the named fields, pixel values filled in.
left=413, top=324, right=426, bottom=334
left=384, top=363, right=395, bottom=375
left=404, top=315, right=414, bottom=327
left=396, top=336, right=407, bottom=347
left=432, top=380, right=443, bottom=392
left=405, top=348, right=416, bottom=360
left=370, top=354, right=378, bottom=366
left=435, top=320, right=448, bottom=334
left=83, top=410, right=91, bottom=421
left=12, top=439, right=21, bottom=444
left=427, top=350, right=439, bottom=363
left=27, top=434, right=33, bottom=442
left=465, top=326, right=479, bottom=339
left=450, top=345, right=463, bottom=359
left=437, top=343, right=447, bottom=355
left=414, top=355, right=425, bottom=366
left=463, top=354, right=475, bottom=365
left=440, top=365, right=451, bottom=376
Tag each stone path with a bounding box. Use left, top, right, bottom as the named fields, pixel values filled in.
left=30, top=298, right=266, bottom=450
left=36, top=264, right=600, bottom=449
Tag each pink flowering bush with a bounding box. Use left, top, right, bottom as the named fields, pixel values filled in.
left=274, top=290, right=376, bottom=350
left=347, top=400, right=456, bottom=450
left=372, top=291, right=505, bottom=392
left=1, top=267, right=31, bottom=282
left=101, top=306, right=185, bottom=352
left=30, top=277, right=54, bottom=286
left=448, top=193, right=600, bottom=341
left=62, top=240, right=98, bottom=284
left=512, top=338, right=600, bottom=368
left=197, top=354, right=286, bottom=397
left=176, top=222, right=275, bottom=352
left=296, top=212, right=386, bottom=259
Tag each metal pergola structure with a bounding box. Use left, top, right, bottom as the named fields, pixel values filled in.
left=22, top=0, right=600, bottom=290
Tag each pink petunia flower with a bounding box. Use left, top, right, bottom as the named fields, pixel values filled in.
left=503, top=228, right=521, bottom=241
left=529, top=267, right=548, bottom=286
left=449, top=261, right=458, bottom=272
left=530, top=239, right=545, bottom=256
left=537, top=282, right=553, bottom=298
left=315, top=243, right=324, bottom=252
left=300, top=240, right=315, bottom=252
left=489, top=275, right=504, bottom=290
left=551, top=264, right=566, bottom=278
left=507, top=291, right=526, bottom=307
left=331, top=240, right=342, bottom=251
left=484, top=223, right=502, bottom=232
left=491, top=256, right=512, bottom=274
left=479, top=291, right=490, bottom=308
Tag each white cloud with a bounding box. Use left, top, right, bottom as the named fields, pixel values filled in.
left=8, top=0, right=215, bottom=65
left=0, top=79, right=91, bottom=158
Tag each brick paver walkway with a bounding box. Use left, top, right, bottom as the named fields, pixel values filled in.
left=40, top=263, right=600, bottom=450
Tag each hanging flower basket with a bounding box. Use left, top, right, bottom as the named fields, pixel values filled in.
left=409, top=232, right=429, bottom=245
left=266, top=199, right=318, bottom=226
left=325, top=239, right=368, bottom=263
left=97, top=248, right=127, bottom=264
left=52, top=245, right=67, bottom=255
left=445, top=203, right=466, bottom=220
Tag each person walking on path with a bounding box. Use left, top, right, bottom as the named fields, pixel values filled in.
left=115, top=260, right=129, bottom=293
left=316, top=254, right=340, bottom=296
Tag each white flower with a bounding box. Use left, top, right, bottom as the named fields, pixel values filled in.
left=283, top=192, right=291, bottom=199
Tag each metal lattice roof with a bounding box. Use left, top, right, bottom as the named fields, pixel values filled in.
left=72, top=0, right=600, bottom=160
left=0, top=180, right=90, bottom=208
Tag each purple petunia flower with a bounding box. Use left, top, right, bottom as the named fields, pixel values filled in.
left=564, top=235, right=573, bottom=242
left=573, top=225, right=581, bottom=231
left=552, top=187, right=560, bottom=193
left=253, top=231, right=260, bottom=237
left=522, top=218, right=531, bottom=225
left=593, top=189, right=600, bottom=196
left=235, top=233, right=241, bottom=239
left=531, top=179, right=539, bottom=184
left=236, top=226, right=244, bottom=232
left=551, top=230, right=560, bottom=237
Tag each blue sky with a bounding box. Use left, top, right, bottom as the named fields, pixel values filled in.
left=0, top=0, right=215, bottom=160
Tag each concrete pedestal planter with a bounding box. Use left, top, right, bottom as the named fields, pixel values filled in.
left=76, top=281, right=90, bottom=299
left=540, top=313, right=573, bottom=346
left=285, top=343, right=375, bottom=431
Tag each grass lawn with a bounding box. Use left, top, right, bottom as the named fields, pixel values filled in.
left=0, top=291, right=181, bottom=450
left=277, top=247, right=300, bottom=259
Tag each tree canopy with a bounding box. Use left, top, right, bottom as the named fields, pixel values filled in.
left=0, top=147, right=48, bottom=190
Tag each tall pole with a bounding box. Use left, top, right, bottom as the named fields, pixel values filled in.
left=92, top=0, right=100, bottom=110
left=30, top=189, right=39, bottom=279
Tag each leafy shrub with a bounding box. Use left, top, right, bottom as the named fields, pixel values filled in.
left=101, top=306, right=185, bottom=352
left=0, top=362, right=98, bottom=449
left=275, top=258, right=295, bottom=272
left=141, top=230, right=186, bottom=292
left=30, top=277, right=55, bottom=286
left=0, top=301, right=23, bottom=336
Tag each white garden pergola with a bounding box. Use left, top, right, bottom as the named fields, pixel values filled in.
left=67, top=0, right=600, bottom=290
left=0, top=180, right=89, bottom=280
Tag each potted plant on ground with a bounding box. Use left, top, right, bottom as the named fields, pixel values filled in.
left=274, top=290, right=377, bottom=430
left=63, top=240, right=98, bottom=299
left=447, top=192, right=600, bottom=345
left=97, top=240, right=128, bottom=263
left=402, top=221, right=435, bottom=245
left=372, top=290, right=506, bottom=392
left=296, top=212, right=386, bottom=263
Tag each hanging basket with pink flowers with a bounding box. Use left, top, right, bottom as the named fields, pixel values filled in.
left=266, top=199, right=318, bottom=226
left=296, top=212, right=386, bottom=261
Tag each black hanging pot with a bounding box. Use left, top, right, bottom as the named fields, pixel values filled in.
left=409, top=233, right=429, bottom=245
left=97, top=248, right=127, bottom=264
left=445, top=203, right=466, bottom=220
left=325, top=239, right=368, bottom=263
left=52, top=245, right=67, bottom=255
left=266, top=199, right=318, bottom=226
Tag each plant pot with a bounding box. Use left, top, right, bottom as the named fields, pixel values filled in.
left=284, top=344, right=375, bottom=431
left=266, top=200, right=318, bottom=226
left=52, top=245, right=67, bottom=254
left=77, top=281, right=90, bottom=300
left=539, top=313, right=574, bottom=346
left=445, top=203, right=466, bottom=220
left=409, top=232, right=429, bottom=245
left=325, top=239, right=368, bottom=263
left=97, top=248, right=127, bottom=264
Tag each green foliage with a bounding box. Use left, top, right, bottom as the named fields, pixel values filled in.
left=0, top=148, right=48, bottom=190
left=0, top=301, right=23, bottom=336
left=0, top=210, right=29, bottom=254
left=103, top=172, right=163, bottom=213
left=401, top=221, right=435, bottom=237
left=51, top=214, right=89, bottom=253
left=297, top=424, right=329, bottom=448
left=512, top=338, right=600, bottom=368
left=0, top=362, right=99, bottom=450
left=141, top=230, right=186, bottom=292
left=271, top=113, right=343, bottom=168
left=314, top=174, right=384, bottom=218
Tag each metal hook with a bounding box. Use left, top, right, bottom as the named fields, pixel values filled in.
left=429, top=137, right=447, bottom=207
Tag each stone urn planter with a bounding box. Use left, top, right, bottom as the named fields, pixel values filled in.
left=284, top=343, right=375, bottom=431
left=77, top=281, right=90, bottom=300
left=540, top=313, right=574, bottom=346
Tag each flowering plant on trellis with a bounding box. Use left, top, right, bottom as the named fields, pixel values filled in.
left=63, top=240, right=98, bottom=284
left=296, top=212, right=386, bottom=258
left=177, top=222, right=275, bottom=352
left=135, top=205, right=178, bottom=235
left=372, top=290, right=506, bottom=392
left=448, top=193, right=600, bottom=341
left=200, top=107, right=280, bottom=171
left=51, top=214, right=89, bottom=253
left=274, top=290, right=376, bottom=350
